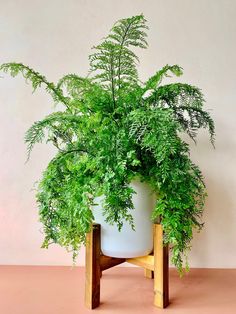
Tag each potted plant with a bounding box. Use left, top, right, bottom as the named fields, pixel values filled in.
left=0, top=14, right=215, bottom=274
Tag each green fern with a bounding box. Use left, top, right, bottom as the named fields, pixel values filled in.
left=89, top=14, right=148, bottom=105
left=0, top=63, right=70, bottom=109
left=0, top=14, right=215, bottom=274
left=143, top=64, right=183, bottom=92
left=24, top=112, right=83, bottom=159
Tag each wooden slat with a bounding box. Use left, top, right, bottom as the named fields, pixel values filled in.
left=153, top=224, right=169, bottom=308
left=144, top=268, right=154, bottom=279
left=126, top=255, right=154, bottom=271
left=85, top=224, right=101, bottom=309
left=144, top=223, right=155, bottom=279
left=100, top=255, right=125, bottom=271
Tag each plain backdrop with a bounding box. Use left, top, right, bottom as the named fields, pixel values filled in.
left=0, top=0, right=236, bottom=267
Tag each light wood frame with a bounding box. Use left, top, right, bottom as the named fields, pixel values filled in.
left=85, top=223, right=169, bottom=309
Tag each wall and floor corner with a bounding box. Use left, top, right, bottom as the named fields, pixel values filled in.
left=0, top=0, right=236, bottom=268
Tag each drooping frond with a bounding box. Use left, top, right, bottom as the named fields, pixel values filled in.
left=147, top=83, right=215, bottom=144
left=0, top=63, right=70, bottom=109
left=57, top=74, right=91, bottom=99
left=127, top=107, right=207, bottom=272
left=37, top=151, right=95, bottom=255
left=24, top=112, right=82, bottom=159
left=176, top=106, right=215, bottom=145
left=143, top=64, right=183, bottom=93
left=152, top=83, right=205, bottom=109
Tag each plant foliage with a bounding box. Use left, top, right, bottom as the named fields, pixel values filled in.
left=0, top=14, right=215, bottom=274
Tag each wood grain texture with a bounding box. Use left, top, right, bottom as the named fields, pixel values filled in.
left=153, top=224, right=169, bottom=308
left=85, top=223, right=169, bottom=309
left=85, top=224, right=101, bottom=309
left=100, top=255, right=125, bottom=271
left=126, top=255, right=154, bottom=270
left=144, top=268, right=154, bottom=279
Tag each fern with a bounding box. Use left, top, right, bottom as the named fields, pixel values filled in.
left=25, top=112, right=83, bottom=159
left=89, top=14, right=148, bottom=106
left=143, top=64, right=183, bottom=92
left=146, top=83, right=215, bottom=143
left=0, top=14, right=215, bottom=274
left=0, top=63, right=70, bottom=110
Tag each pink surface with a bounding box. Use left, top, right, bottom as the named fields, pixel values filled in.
left=0, top=266, right=235, bottom=314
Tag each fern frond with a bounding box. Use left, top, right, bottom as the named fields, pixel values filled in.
left=57, top=74, right=91, bottom=98
left=143, top=64, right=183, bottom=92
left=89, top=14, right=148, bottom=103
left=57, top=73, right=112, bottom=113
left=108, top=14, right=148, bottom=49
left=177, top=106, right=215, bottom=145
left=146, top=83, right=215, bottom=143
left=24, top=112, right=82, bottom=159
left=0, top=63, right=70, bottom=109
left=151, top=83, right=205, bottom=108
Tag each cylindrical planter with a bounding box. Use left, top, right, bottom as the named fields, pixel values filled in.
left=92, top=180, right=156, bottom=258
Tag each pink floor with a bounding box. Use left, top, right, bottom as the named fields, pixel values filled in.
left=0, top=266, right=235, bottom=314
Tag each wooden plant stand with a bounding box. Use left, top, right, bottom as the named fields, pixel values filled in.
left=85, top=223, right=169, bottom=309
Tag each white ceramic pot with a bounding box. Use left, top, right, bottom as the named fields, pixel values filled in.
left=92, top=180, right=156, bottom=258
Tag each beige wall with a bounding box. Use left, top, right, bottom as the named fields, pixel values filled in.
left=0, top=0, right=236, bottom=267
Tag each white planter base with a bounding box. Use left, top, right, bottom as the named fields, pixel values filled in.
left=92, top=180, right=156, bottom=258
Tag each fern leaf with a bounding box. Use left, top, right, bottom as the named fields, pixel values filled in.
left=89, top=14, right=148, bottom=103
left=57, top=74, right=91, bottom=98
left=24, top=112, right=82, bottom=159
left=0, top=63, right=70, bottom=109
left=146, top=83, right=215, bottom=143
left=144, top=64, right=183, bottom=92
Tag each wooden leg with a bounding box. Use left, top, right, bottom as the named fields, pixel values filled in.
left=153, top=224, right=169, bottom=308
left=144, top=268, right=154, bottom=279
left=85, top=224, right=101, bottom=309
